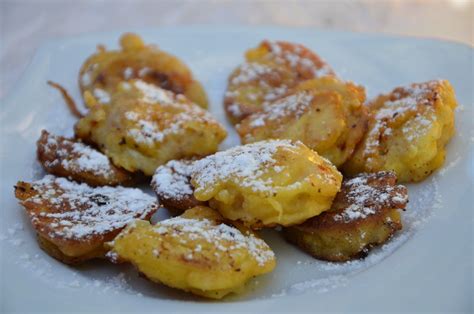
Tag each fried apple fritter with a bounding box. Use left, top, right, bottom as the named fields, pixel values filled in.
left=224, top=40, right=335, bottom=124
left=37, top=130, right=135, bottom=186
left=343, top=80, right=457, bottom=182
left=79, top=33, right=208, bottom=108
left=283, top=171, right=407, bottom=262
left=151, top=159, right=205, bottom=216
left=191, top=140, right=342, bottom=229
left=75, top=80, right=227, bottom=176
left=106, top=206, right=276, bottom=299
left=237, top=77, right=368, bottom=167
left=14, top=175, right=158, bottom=265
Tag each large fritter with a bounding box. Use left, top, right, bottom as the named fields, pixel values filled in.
left=37, top=130, right=135, bottom=186
left=343, top=80, right=457, bottom=182
left=14, top=175, right=158, bottom=265
left=191, top=140, right=343, bottom=229
left=224, top=40, right=335, bottom=124
left=75, top=80, right=227, bottom=176
left=283, top=171, right=408, bottom=262
left=237, top=77, right=368, bottom=167
left=107, top=206, right=276, bottom=299
left=79, top=33, right=208, bottom=108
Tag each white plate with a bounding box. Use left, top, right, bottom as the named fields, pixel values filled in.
left=0, top=26, right=472, bottom=313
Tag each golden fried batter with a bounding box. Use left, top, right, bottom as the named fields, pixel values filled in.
left=237, top=77, right=368, bottom=167
left=14, top=175, right=158, bottom=265
left=75, top=80, right=227, bottom=176
left=283, top=171, right=407, bottom=262
left=224, top=40, right=335, bottom=124
left=37, top=130, right=135, bottom=186
left=151, top=159, right=205, bottom=216
left=107, top=206, right=276, bottom=299
left=343, top=80, right=457, bottom=182
left=191, top=140, right=342, bottom=229
left=79, top=33, right=208, bottom=108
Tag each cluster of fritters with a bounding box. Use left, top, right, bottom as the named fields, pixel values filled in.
left=14, top=33, right=457, bottom=299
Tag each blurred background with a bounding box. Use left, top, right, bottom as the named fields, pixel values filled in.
left=0, top=0, right=472, bottom=99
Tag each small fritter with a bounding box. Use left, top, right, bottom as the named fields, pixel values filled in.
left=224, top=40, right=335, bottom=124
left=107, top=206, right=276, bottom=299
left=79, top=33, right=208, bottom=108
left=343, top=80, right=457, bottom=182
left=237, top=77, right=368, bottom=167
left=191, top=140, right=342, bottom=229
left=14, top=175, right=158, bottom=265
left=151, top=159, right=205, bottom=216
left=37, top=130, right=135, bottom=186
left=283, top=171, right=408, bottom=262
left=75, top=80, right=227, bottom=176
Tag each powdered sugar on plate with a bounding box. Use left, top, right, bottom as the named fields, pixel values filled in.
left=2, top=35, right=465, bottom=303
left=5, top=107, right=451, bottom=303
left=267, top=175, right=442, bottom=298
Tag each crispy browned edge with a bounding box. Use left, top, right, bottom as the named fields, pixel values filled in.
left=284, top=209, right=402, bottom=262
left=283, top=172, right=407, bottom=262
left=14, top=180, right=158, bottom=265
left=37, top=130, right=137, bottom=187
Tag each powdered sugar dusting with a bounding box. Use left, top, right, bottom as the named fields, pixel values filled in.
left=225, top=40, right=334, bottom=120
left=438, top=155, right=461, bottom=176
left=134, top=80, right=175, bottom=105
left=333, top=172, right=408, bottom=222
left=227, top=102, right=242, bottom=117
left=81, top=72, right=91, bottom=86
left=231, top=62, right=274, bottom=85
left=41, top=132, right=117, bottom=179
left=21, top=175, right=158, bottom=239
left=272, top=275, right=348, bottom=297
left=123, top=67, right=133, bottom=80
left=365, top=80, right=443, bottom=154
left=245, top=91, right=314, bottom=128
left=93, top=88, right=111, bottom=104
left=0, top=223, right=25, bottom=247
left=138, top=67, right=152, bottom=78
left=124, top=81, right=222, bottom=146
left=151, top=159, right=195, bottom=200
left=267, top=40, right=333, bottom=78
left=192, top=140, right=295, bottom=194
left=81, top=63, right=98, bottom=87
left=148, top=216, right=275, bottom=267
